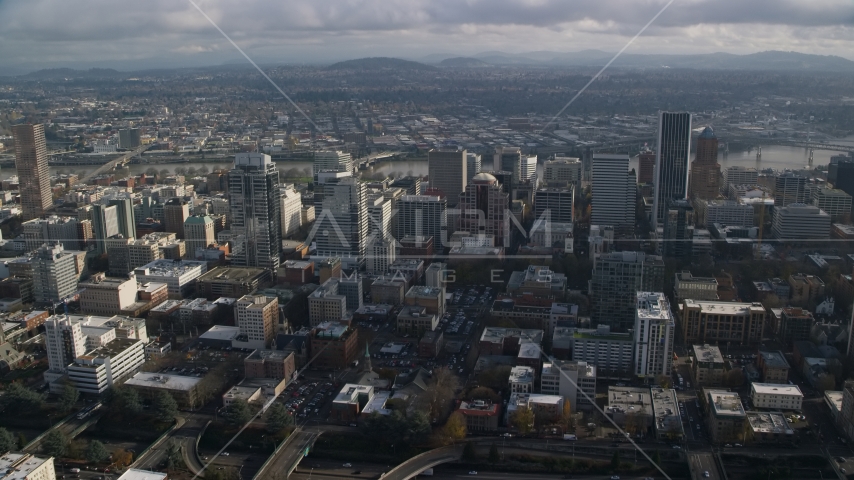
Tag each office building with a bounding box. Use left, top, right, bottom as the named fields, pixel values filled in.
left=561, top=325, right=634, bottom=374
left=774, top=172, right=807, bottom=207
left=812, top=187, right=852, bottom=221
left=652, top=112, right=692, bottom=227
left=184, top=215, right=215, bottom=257
left=706, top=390, right=747, bottom=444
left=43, top=316, right=87, bottom=385
left=540, top=360, right=597, bottom=410
left=699, top=200, right=755, bottom=227
left=634, top=292, right=675, bottom=378
left=456, top=400, right=501, bottom=432
left=662, top=200, right=694, bottom=259
left=395, top=195, right=447, bottom=249
left=118, top=128, right=141, bottom=149
left=778, top=307, right=814, bottom=345
left=590, top=251, right=664, bottom=332
left=507, top=265, right=567, bottom=298
left=91, top=204, right=119, bottom=255
left=315, top=175, right=368, bottom=269
left=689, top=127, right=720, bottom=199
left=22, top=216, right=81, bottom=251
left=605, top=386, right=654, bottom=429
left=508, top=365, right=535, bottom=394
left=772, top=204, right=831, bottom=240
left=428, top=149, right=467, bottom=204
left=396, top=305, right=438, bottom=336
left=79, top=274, right=138, bottom=316
left=391, top=176, right=423, bottom=196
left=745, top=412, right=795, bottom=445
left=367, top=193, right=393, bottom=241
left=313, top=150, right=353, bottom=181
left=308, top=278, right=349, bottom=326
left=404, top=285, right=445, bottom=317
left=591, top=153, right=635, bottom=230
left=228, top=153, right=282, bottom=270
left=133, top=259, right=207, bottom=299
left=495, top=147, right=523, bottom=186
left=12, top=124, right=53, bottom=221
left=366, top=237, right=396, bottom=274
left=692, top=344, right=726, bottom=387
left=108, top=198, right=137, bottom=240
left=466, top=152, right=482, bottom=178
left=680, top=299, right=766, bottom=345
left=638, top=150, right=656, bottom=184
left=674, top=271, right=718, bottom=301
left=280, top=184, right=303, bottom=237
left=543, top=156, right=582, bottom=187
left=310, top=322, right=359, bottom=370
left=758, top=351, right=791, bottom=384
left=750, top=383, right=803, bottom=411
left=521, top=155, right=537, bottom=182
left=196, top=266, right=270, bottom=300
left=457, top=173, right=510, bottom=247
left=0, top=453, right=56, bottom=480
left=67, top=338, right=145, bottom=394
left=722, top=166, right=759, bottom=193
left=533, top=187, right=574, bottom=224
left=163, top=198, right=189, bottom=239
left=651, top=387, right=684, bottom=440
left=32, top=244, right=79, bottom=306
left=236, top=295, right=278, bottom=350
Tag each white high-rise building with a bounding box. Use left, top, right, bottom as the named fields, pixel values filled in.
left=236, top=295, right=278, bottom=349
left=44, top=316, right=86, bottom=384
left=522, top=155, right=538, bottom=182
left=228, top=153, right=282, bottom=270
left=0, top=452, right=57, bottom=480
left=313, top=150, right=353, bottom=181
left=772, top=203, right=831, bottom=240
left=722, top=166, right=758, bottom=193
left=367, top=194, right=393, bottom=242
left=280, top=184, right=303, bottom=237
left=395, top=195, right=448, bottom=248
left=634, top=292, right=675, bottom=378
left=32, top=243, right=79, bottom=306
left=92, top=204, right=119, bottom=255
left=591, top=154, right=635, bottom=229
left=315, top=175, right=368, bottom=268
left=428, top=149, right=467, bottom=206
left=466, top=153, right=482, bottom=178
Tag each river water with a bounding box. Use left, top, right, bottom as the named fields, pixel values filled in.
left=41, top=139, right=854, bottom=181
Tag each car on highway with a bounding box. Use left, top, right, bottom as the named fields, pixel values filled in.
left=343, top=463, right=352, bottom=468
left=468, top=472, right=478, bottom=475
left=610, top=476, right=620, bottom=480
left=703, top=471, right=710, bottom=477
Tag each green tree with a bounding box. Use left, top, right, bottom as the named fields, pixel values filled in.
left=265, top=403, right=293, bottom=433
left=153, top=391, right=179, bottom=422
left=224, top=399, right=252, bottom=425
left=85, top=440, right=109, bottom=463
left=406, top=411, right=431, bottom=445
left=105, top=386, right=143, bottom=415
left=17, top=433, right=26, bottom=449
left=42, top=430, right=68, bottom=458
left=462, top=441, right=477, bottom=462
left=651, top=450, right=661, bottom=466
left=58, top=384, right=80, bottom=413
left=0, top=428, right=15, bottom=453
left=165, top=440, right=183, bottom=469
left=509, top=406, right=535, bottom=435
left=488, top=443, right=500, bottom=464
left=0, top=383, right=45, bottom=414
left=610, top=451, right=620, bottom=471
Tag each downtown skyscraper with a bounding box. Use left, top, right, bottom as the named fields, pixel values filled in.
left=428, top=149, right=467, bottom=206
left=12, top=124, right=53, bottom=220
left=652, top=112, right=692, bottom=227
left=315, top=174, right=368, bottom=269
left=689, top=127, right=721, bottom=200
left=228, top=153, right=282, bottom=270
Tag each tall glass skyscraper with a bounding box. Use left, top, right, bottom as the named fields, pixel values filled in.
left=12, top=124, right=52, bottom=221
left=652, top=112, right=692, bottom=227
left=228, top=153, right=282, bottom=270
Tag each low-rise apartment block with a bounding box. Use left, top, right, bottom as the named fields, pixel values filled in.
left=758, top=350, right=790, bottom=383
left=692, top=344, right=726, bottom=387
left=680, top=300, right=766, bottom=345
left=750, top=383, right=803, bottom=411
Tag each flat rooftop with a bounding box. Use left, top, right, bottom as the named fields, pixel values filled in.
left=747, top=412, right=794, bottom=435
left=636, top=292, right=672, bottom=320
left=760, top=350, right=790, bottom=369
left=315, top=321, right=349, bottom=339
left=247, top=349, right=292, bottom=362
left=0, top=453, right=53, bottom=480
left=607, top=386, right=653, bottom=416
left=480, top=327, right=543, bottom=345
left=124, top=372, right=202, bottom=391
left=199, top=325, right=241, bottom=341
left=509, top=366, right=535, bottom=384
left=405, top=286, right=443, bottom=298
left=707, top=390, right=746, bottom=418
left=116, top=469, right=168, bottom=480
left=651, top=387, right=680, bottom=419
left=751, top=383, right=803, bottom=397
left=198, top=266, right=268, bottom=282
left=135, top=259, right=207, bottom=277
left=693, top=344, right=725, bottom=364
left=683, top=299, right=766, bottom=314
left=73, top=338, right=140, bottom=364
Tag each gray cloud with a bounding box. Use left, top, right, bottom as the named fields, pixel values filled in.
left=1, top=0, right=853, bottom=72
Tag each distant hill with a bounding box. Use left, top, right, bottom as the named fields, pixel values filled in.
left=439, top=57, right=490, bottom=68
left=465, top=50, right=854, bottom=72
left=20, top=68, right=126, bottom=79
left=326, top=57, right=437, bottom=71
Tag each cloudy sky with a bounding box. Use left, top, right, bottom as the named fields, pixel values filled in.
left=1, top=0, right=853, bottom=73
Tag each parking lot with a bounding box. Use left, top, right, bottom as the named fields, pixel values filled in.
left=279, top=379, right=337, bottom=421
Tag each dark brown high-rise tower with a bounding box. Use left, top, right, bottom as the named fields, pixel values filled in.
left=689, top=127, right=721, bottom=200
left=12, top=124, right=52, bottom=220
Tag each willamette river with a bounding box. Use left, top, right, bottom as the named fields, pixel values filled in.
left=38, top=138, right=854, bottom=181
